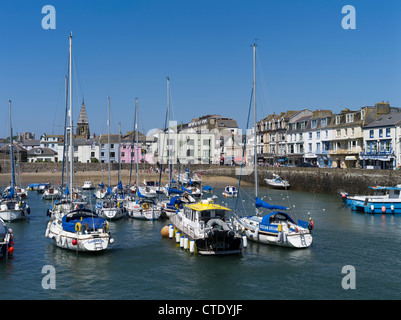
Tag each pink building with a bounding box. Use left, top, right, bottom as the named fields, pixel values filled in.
left=120, top=143, right=144, bottom=164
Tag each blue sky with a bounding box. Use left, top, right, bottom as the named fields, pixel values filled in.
left=1, top=0, right=400, bottom=139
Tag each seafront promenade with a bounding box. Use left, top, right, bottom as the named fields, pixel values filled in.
left=1, top=162, right=400, bottom=195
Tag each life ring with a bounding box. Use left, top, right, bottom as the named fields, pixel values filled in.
left=75, top=222, right=82, bottom=232
left=142, top=203, right=149, bottom=210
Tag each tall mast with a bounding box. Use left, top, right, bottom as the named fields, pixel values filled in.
left=8, top=100, right=15, bottom=189
left=107, top=96, right=111, bottom=187
left=69, top=32, right=73, bottom=201
left=253, top=43, right=258, bottom=199
left=118, top=122, right=121, bottom=183
left=135, top=98, right=139, bottom=185
left=166, top=76, right=171, bottom=187
left=62, top=75, right=68, bottom=190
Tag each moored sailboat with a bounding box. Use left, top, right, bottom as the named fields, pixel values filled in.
left=235, top=44, right=313, bottom=249
left=0, top=100, right=30, bottom=222
left=45, top=33, right=114, bottom=252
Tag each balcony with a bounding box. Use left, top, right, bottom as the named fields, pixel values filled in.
left=359, top=150, right=394, bottom=160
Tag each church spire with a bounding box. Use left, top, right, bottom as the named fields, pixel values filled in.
left=76, top=99, right=90, bottom=138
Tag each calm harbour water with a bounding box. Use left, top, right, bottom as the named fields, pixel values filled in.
left=1, top=186, right=401, bottom=301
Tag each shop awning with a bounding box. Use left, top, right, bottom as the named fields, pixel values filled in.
left=345, top=156, right=357, bottom=161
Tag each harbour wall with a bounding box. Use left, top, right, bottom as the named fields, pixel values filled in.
left=4, top=162, right=401, bottom=195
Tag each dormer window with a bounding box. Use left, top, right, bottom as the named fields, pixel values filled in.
left=335, top=115, right=341, bottom=124
left=346, top=114, right=354, bottom=123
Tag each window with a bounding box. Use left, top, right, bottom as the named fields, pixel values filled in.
left=308, top=132, right=312, bottom=140
left=379, top=129, right=383, bottom=138
left=308, top=143, right=312, bottom=152
left=336, top=129, right=341, bottom=137
left=316, top=131, right=320, bottom=139
left=311, top=120, right=317, bottom=128
left=336, top=115, right=341, bottom=124
left=386, top=128, right=391, bottom=137
left=321, top=118, right=327, bottom=127
left=316, top=142, right=321, bottom=152
left=369, top=130, right=374, bottom=138
left=346, top=114, right=354, bottom=123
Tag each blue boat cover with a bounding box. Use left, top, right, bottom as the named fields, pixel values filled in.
left=255, top=197, right=287, bottom=210
left=61, top=214, right=106, bottom=233
left=167, top=187, right=183, bottom=195
left=202, top=185, right=213, bottom=192
left=137, top=189, right=145, bottom=198
left=3, top=187, right=15, bottom=199
left=260, top=212, right=295, bottom=226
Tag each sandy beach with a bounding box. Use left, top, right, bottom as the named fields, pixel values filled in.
left=0, top=169, right=250, bottom=189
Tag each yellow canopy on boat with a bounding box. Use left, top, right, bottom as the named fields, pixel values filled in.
left=185, top=200, right=231, bottom=212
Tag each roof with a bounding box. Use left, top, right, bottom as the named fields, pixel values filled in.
left=99, top=134, right=121, bottom=144
left=0, top=143, right=27, bottom=153
left=185, top=200, right=231, bottom=212
left=363, top=111, right=401, bottom=128
left=27, top=147, right=57, bottom=156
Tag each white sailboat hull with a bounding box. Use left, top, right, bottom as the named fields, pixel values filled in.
left=244, top=228, right=312, bottom=248
left=0, top=202, right=29, bottom=222
left=45, top=221, right=112, bottom=252
left=95, top=207, right=125, bottom=220
left=126, top=202, right=161, bottom=220
left=240, top=216, right=312, bottom=249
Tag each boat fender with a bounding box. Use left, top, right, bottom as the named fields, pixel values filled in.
left=45, top=228, right=49, bottom=238
left=72, top=239, right=78, bottom=246
left=189, top=239, right=195, bottom=254
left=169, top=224, right=174, bottom=239
left=75, top=222, right=82, bottom=233
left=242, top=235, right=248, bottom=248
left=381, top=206, right=386, bottom=213
left=117, top=202, right=121, bottom=208
left=19, top=201, right=23, bottom=208
left=391, top=205, right=395, bottom=212
left=370, top=205, right=374, bottom=212
left=109, top=237, right=114, bottom=244
left=180, top=236, right=184, bottom=248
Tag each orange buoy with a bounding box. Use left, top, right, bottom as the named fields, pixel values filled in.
left=382, top=206, right=386, bottom=213
left=161, top=225, right=169, bottom=238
